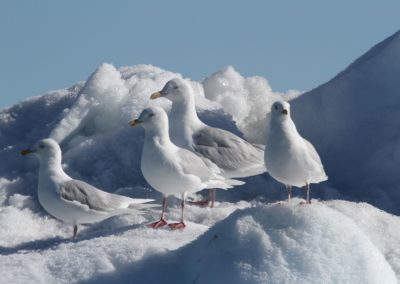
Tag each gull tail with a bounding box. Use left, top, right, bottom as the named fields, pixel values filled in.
left=205, top=178, right=245, bottom=190
left=128, top=201, right=159, bottom=210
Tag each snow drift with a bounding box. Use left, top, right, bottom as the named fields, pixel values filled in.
left=1, top=29, right=400, bottom=283
left=127, top=201, right=397, bottom=284
left=290, top=30, right=400, bottom=214
left=0, top=201, right=398, bottom=284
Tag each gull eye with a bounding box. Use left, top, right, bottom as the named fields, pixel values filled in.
left=274, top=105, right=278, bottom=110
left=173, top=86, right=179, bottom=90
left=39, top=144, right=45, bottom=149
left=149, top=113, right=155, bottom=118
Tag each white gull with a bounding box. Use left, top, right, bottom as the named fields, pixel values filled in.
left=265, top=101, right=327, bottom=203
left=21, top=138, right=155, bottom=238
left=129, top=106, right=243, bottom=229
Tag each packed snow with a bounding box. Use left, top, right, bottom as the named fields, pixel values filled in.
left=1, top=30, right=400, bottom=283
left=291, top=30, right=400, bottom=214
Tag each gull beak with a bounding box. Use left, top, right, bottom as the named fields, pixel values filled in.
left=150, top=91, right=164, bottom=100
left=281, top=109, right=288, bottom=115
left=129, top=119, right=143, bottom=127
left=20, top=149, right=35, bottom=156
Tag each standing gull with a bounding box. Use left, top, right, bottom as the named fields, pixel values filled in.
left=151, top=78, right=266, bottom=207
left=21, top=138, right=155, bottom=239
left=265, top=101, right=327, bottom=203
left=129, top=106, right=243, bottom=229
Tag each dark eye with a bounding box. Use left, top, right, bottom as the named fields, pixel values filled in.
left=149, top=113, right=155, bottom=117
left=173, top=86, right=179, bottom=90
left=39, top=144, right=45, bottom=149
left=274, top=105, right=278, bottom=110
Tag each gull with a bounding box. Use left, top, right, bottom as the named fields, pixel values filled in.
left=150, top=78, right=266, bottom=207
left=265, top=101, right=327, bottom=203
left=21, top=138, right=155, bottom=239
left=129, top=106, right=244, bottom=229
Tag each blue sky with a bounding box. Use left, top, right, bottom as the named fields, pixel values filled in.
left=1, top=0, right=399, bottom=108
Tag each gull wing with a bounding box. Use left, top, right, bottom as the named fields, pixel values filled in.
left=60, top=180, right=154, bottom=212
left=192, top=127, right=266, bottom=177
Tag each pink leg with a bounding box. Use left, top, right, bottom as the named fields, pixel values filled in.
left=300, top=183, right=311, bottom=205
left=286, top=185, right=292, bottom=202
left=169, top=195, right=186, bottom=230
left=210, top=188, right=215, bottom=208
left=73, top=225, right=78, bottom=239
left=306, top=183, right=311, bottom=204
left=148, top=197, right=168, bottom=228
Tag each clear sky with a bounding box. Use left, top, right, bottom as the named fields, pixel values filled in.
left=1, top=0, right=399, bottom=109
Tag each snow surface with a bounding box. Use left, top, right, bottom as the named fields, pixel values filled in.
left=291, top=30, right=400, bottom=214
left=0, top=200, right=398, bottom=284
left=1, top=30, right=400, bottom=283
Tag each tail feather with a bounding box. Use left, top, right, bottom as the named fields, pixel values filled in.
left=128, top=203, right=159, bottom=210
left=205, top=177, right=245, bottom=190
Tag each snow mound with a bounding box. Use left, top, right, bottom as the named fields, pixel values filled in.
left=130, top=200, right=397, bottom=284
left=291, top=30, right=400, bottom=213
left=0, top=202, right=250, bottom=284
left=203, top=66, right=300, bottom=142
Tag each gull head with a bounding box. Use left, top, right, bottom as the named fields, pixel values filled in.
left=150, top=78, right=191, bottom=103
left=129, top=106, right=168, bottom=130
left=271, top=101, right=290, bottom=120
left=21, top=138, right=62, bottom=162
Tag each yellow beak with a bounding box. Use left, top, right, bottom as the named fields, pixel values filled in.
left=150, top=91, right=163, bottom=100
left=129, top=119, right=143, bottom=127
left=20, top=149, right=35, bottom=156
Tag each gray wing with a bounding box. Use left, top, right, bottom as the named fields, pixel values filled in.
left=176, top=148, right=214, bottom=182
left=192, top=127, right=265, bottom=176
left=60, top=180, right=132, bottom=212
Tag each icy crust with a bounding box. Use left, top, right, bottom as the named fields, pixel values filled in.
left=0, top=200, right=398, bottom=284
left=0, top=63, right=289, bottom=202
left=290, top=31, right=400, bottom=214
left=112, top=200, right=398, bottom=284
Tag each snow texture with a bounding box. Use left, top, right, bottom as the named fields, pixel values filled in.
left=1, top=29, right=400, bottom=283
left=291, top=30, right=400, bottom=214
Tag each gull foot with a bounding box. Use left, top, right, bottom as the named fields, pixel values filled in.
left=299, top=200, right=312, bottom=205
left=168, top=222, right=186, bottom=230
left=189, top=199, right=210, bottom=208
left=147, top=218, right=168, bottom=229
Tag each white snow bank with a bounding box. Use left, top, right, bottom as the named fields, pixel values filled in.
left=1, top=200, right=398, bottom=284
left=0, top=202, right=250, bottom=284
left=327, top=200, right=400, bottom=279
left=1, top=63, right=284, bottom=202
left=203, top=66, right=300, bottom=142
left=93, top=199, right=399, bottom=283
left=291, top=30, right=400, bottom=214
left=102, top=200, right=398, bottom=284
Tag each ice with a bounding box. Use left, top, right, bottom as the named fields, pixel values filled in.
left=1, top=29, right=400, bottom=283
left=203, top=66, right=300, bottom=142
left=291, top=30, right=400, bottom=214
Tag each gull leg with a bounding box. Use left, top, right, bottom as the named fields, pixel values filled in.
left=306, top=183, right=311, bottom=204
left=188, top=189, right=211, bottom=208
left=300, top=183, right=311, bottom=205
left=286, top=185, right=292, bottom=202
left=210, top=188, right=215, bottom=208
left=169, top=194, right=186, bottom=230
left=148, top=197, right=168, bottom=228
left=73, top=225, right=78, bottom=240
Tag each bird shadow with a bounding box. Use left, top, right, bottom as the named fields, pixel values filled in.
left=0, top=236, right=67, bottom=255
left=0, top=221, right=148, bottom=256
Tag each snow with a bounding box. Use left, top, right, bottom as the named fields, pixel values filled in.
left=0, top=200, right=398, bottom=284
left=129, top=200, right=397, bottom=284
left=290, top=30, right=400, bottom=214
left=1, top=29, right=400, bottom=283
